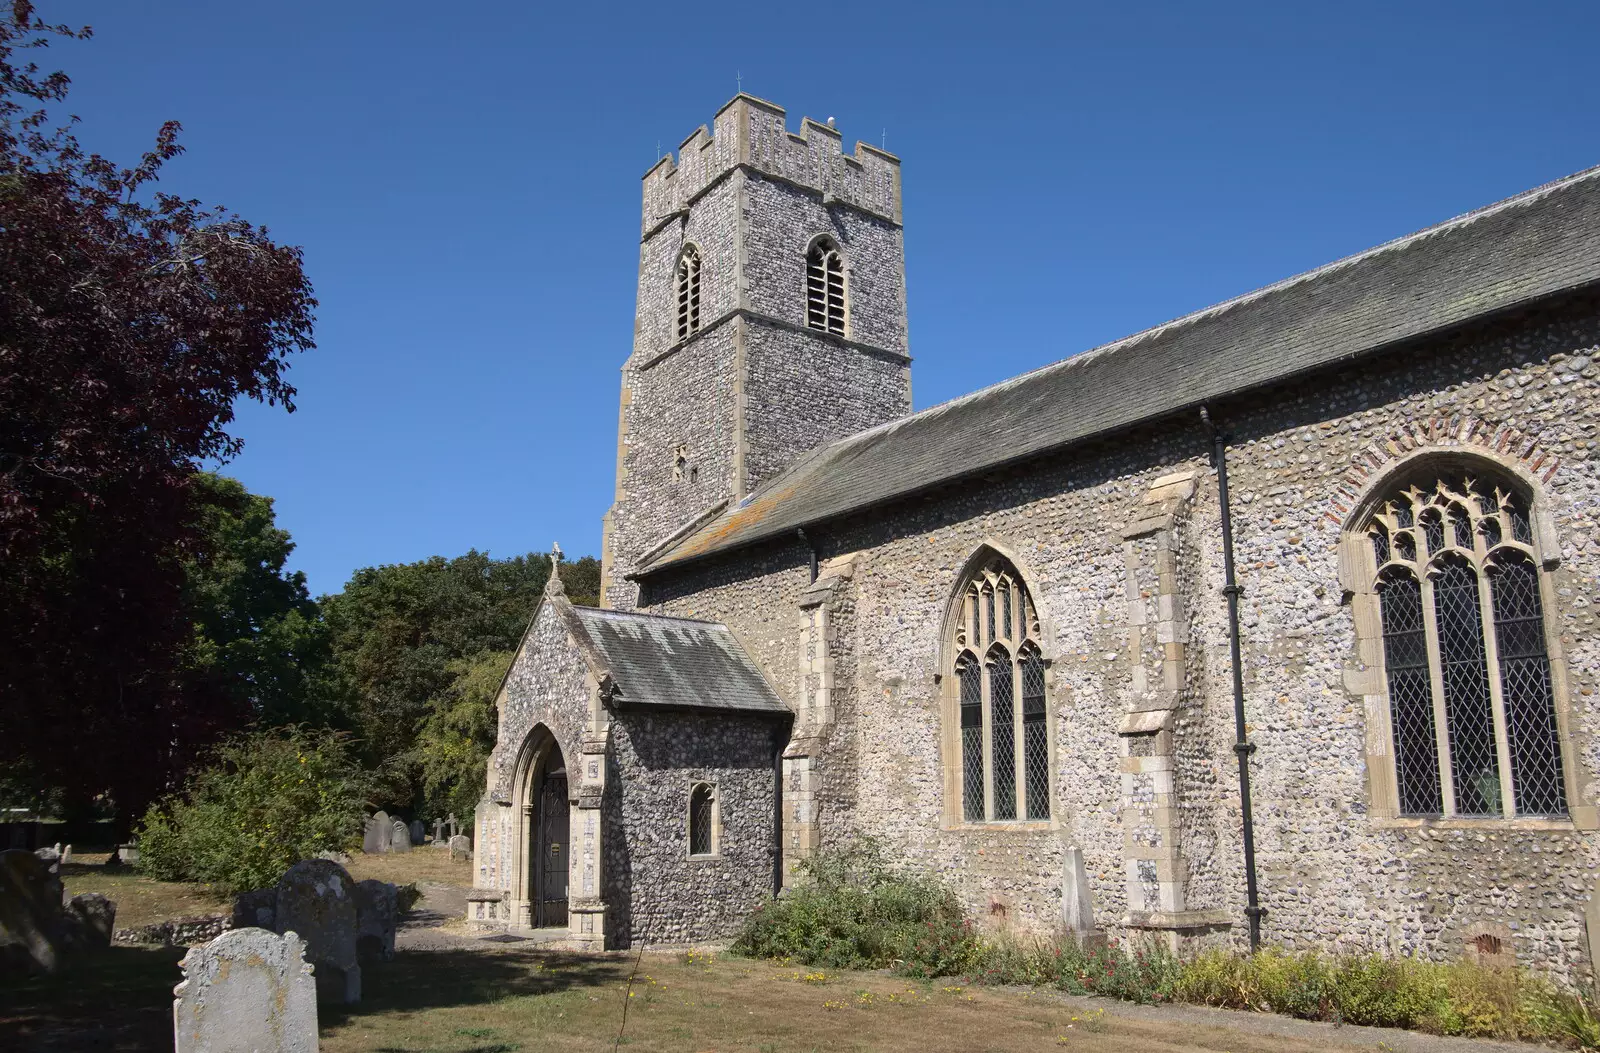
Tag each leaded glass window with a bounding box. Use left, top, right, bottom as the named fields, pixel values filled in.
left=958, top=654, right=984, bottom=823
left=1020, top=644, right=1049, bottom=821
left=689, top=783, right=715, bottom=856
left=1365, top=473, right=1566, bottom=818
left=805, top=238, right=845, bottom=334
left=948, top=555, right=1050, bottom=823
left=676, top=245, right=701, bottom=341
left=988, top=645, right=1016, bottom=821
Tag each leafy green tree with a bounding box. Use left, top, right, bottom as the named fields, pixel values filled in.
left=183, top=473, right=330, bottom=726
left=416, top=648, right=512, bottom=819
left=319, top=551, right=599, bottom=809
left=137, top=726, right=368, bottom=893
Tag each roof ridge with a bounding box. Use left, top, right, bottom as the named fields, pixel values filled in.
left=573, top=605, right=727, bottom=628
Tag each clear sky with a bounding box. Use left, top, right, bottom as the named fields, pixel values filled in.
left=57, top=1, right=1600, bottom=595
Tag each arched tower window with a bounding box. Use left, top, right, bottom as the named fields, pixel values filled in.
left=948, top=553, right=1050, bottom=824
left=676, top=245, right=702, bottom=341
left=805, top=237, right=845, bottom=335
left=1364, top=471, right=1566, bottom=818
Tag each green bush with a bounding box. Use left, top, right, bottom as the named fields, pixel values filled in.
left=732, top=838, right=980, bottom=972
left=734, top=851, right=1596, bottom=1042
left=137, top=726, right=369, bottom=893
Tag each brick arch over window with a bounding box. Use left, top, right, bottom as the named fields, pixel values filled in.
left=1340, top=450, right=1590, bottom=826
left=941, top=546, right=1053, bottom=825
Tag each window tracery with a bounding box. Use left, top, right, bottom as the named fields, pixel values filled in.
left=676, top=245, right=702, bottom=341
left=950, top=554, right=1050, bottom=823
left=805, top=238, right=845, bottom=334
left=1366, top=473, right=1566, bottom=818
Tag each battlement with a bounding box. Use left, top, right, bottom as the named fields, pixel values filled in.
left=641, top=94, right=901, bottom=237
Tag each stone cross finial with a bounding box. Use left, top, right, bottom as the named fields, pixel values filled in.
left=546, top=542, right=566, bottom=597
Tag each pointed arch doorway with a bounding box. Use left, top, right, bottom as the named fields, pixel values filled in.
left=531, top=745, right=569, bottom=928
left=511, top=726, right=571, bottom=932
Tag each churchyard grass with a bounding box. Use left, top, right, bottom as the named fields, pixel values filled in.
left=347, top=846, right=471, bottom=887
left=59, top=853, right=227, bottom=931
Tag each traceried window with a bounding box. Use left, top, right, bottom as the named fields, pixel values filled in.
left=805, top=237, right=845, bottom=335
left=688, top=782, right=716, bottom=856
left=1366, top=473, right=1566, bottom=818
left=950, top=555, right=1050, bottom=823
left=676, top=245, right=702, bottom=341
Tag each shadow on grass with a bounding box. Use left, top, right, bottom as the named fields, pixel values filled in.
left=322, top=947, right=629, bottom=1028
left=2, top=943, right=626, bottom=1051
left=0, top=943, right=186, bottom=1053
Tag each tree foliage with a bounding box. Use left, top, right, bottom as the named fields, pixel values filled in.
left=416, top=648, right=512, bottom=820
left=320, top=551, right=599, bottom=812
left=137, top=726, right=368, bottom=893
left=183, top=473, right=330, bottom=727
left=0, top=3, right=316, bottom=823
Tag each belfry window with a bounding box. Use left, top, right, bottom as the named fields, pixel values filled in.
left=676, top=245, right=702, bottom=341
left=1366, top=473, right=1566, bottom=818
left=949, top=554, right=1050, bottom=824
left=805, top=237, right=845, bottom=335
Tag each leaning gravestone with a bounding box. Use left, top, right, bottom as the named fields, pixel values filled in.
left=448, top=834, right=471, bottom=863
left=389, top=819, right=411, bottom=854
left=0, top=848, right=66, bottom=974
left=65, top=893, right=116, bottom=948
left=274, top=859, right=361, bottom=1004
left=173, top=928, right=317, bottom=1053
left=362, top=811, right=391, bottom=855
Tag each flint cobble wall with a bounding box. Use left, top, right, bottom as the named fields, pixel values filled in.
left=644, top=296, right=1600, bottom=980
left=603, top=711, right=780, bottom=946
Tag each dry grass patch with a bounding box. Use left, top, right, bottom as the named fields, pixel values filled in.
left=347, top=847, right=471, bottom=887
left=59, top=854, right=228, bottom=930
left=319, top=949, right=1342, bottom=1053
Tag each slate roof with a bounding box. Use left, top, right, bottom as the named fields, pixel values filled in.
left=569, top=606, right=789, bottom=715
left=637, top=164, right=1600, bottom=576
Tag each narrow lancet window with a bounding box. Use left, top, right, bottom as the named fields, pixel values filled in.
left=806, top=238, right=845, bottom=334
left=688, top=783, right=715, bottom=855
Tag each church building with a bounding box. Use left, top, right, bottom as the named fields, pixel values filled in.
left=472, top=94, right=1600, bottom=981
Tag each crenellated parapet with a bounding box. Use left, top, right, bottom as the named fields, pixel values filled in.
left=641, top=93, right=901, bottom=237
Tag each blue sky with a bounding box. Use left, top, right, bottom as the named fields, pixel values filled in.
left=59, top=1, right=1600, bottom=595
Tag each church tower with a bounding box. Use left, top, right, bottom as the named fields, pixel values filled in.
left=601, top=96, right=912, bottom=608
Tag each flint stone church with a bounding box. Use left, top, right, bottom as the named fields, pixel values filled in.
left=470, top=93, right=1600, bottom=981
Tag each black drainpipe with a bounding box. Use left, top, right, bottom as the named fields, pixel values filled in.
left=797, top=528, right=819, bottom=583
left=1201, top=406, right=1265, bottom=952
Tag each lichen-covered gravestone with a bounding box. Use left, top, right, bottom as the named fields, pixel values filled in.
left=362, top=811, right=391, bottom=855
left=173, top=928, right=317, bottom=1053
left=389, top=820, right=411, bottom=855
left=274, top=859, right=361, bottom=1004
left=448, top=834, right=471, bottom=863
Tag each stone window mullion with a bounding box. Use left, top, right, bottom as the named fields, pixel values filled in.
left=1011, top=650, right=1025, bottom=819
left=1418, top=574, right=1459, bottom=817
left=980, top=650, right=994, bottom=822
left=1474, top=560, right=1519, bottom=817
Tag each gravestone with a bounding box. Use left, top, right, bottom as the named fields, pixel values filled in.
left=353, top=880, right=397, bottom=962
left=389, top=820, right=411, bottom=855
left=408, top=820, right=425, bottom=846
left=433, top=819, right=443, bottom=843
left=447, top=813, right=458, bottom=839
left=66, top=893, right=116, bottom=948
left=362, top=811, right=391, bottom=855
left=1060, top=846, right=1102, bottom=946
left=173, top=928, right=317, bottom=1053
left=274, top=859, right=360, bottom=1004
left=448, top=834, right=471, bottom=863
left=60, top=845, right=71, bottom=865
left=0, top=848, right=66, bottom=974
left=232, top=887, right=277, bottom=930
